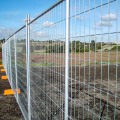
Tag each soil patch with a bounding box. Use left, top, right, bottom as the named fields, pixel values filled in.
left=0, top=52, right=23, bottom=120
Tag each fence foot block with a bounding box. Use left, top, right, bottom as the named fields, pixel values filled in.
left=0, top=65, right=3, bottom=67
left=4, top=89, right=21, bottom=96
left=1, top=69, right=6, bottom=72
left=1, top=76, right=8, bottom=80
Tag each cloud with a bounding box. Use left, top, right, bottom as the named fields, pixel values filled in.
left=97, top=21, right=112, bottom=27
left=93, top=21, right=112, bottom=29
left=93, top=13, right=117, bottom=29
left=74, top=15, right=84, bottom=20
left=35, top=31, right=46, bottom=37
left=43, top=21, right=54, bottom=27
left=100, top=13, right=117, bottom=21
left=0, top=27, right=15, bottom=39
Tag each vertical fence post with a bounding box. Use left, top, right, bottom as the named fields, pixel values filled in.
left=6, top=43, right=7, bottom=73
left=9, top=38, right=13, bottom=88
left=5, top=42, right=6, bottom=71
left=26, top=14, right=31, bottom=120
left=14, top=34, right=18, bottom=101
left=65, top=0, right=70, bottom=120
left=5, top=43, right=6, bottom=70
left=1, top=44, right=2, bottom=66
left=28, top=14, right=31, bottom=120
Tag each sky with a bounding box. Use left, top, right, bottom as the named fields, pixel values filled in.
left=0, top=0, right=120, bottom=44
left=0, top=0, right=58, bottom=39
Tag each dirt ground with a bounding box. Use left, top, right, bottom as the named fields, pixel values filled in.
left=13, top=51, right=120, bottom=119
left=0, top=52, right=23, bottom=120
left=30, top=64, right=120, bottom=119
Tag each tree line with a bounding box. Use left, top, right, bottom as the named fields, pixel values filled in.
left=21, top=40, right=117, bottom=53
left=0, top=39, right=5, bottom=43
left=46, top=40, right=102, bottom=53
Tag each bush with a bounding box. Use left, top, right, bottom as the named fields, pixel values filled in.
left=111, top=46, right=120, bottom=51
left=0, top=48, right=2, bottom=52
left=46, top=44, right=65, bottom=53
left=71, top=41, right=90, bottom=53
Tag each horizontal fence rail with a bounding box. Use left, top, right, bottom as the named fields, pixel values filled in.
left=2, top=0, right=120, bottom=120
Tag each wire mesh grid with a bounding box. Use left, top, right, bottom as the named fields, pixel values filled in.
left=68, top=0, right=120, bottom=120
left=30, top=1, right=66, bottom=119
left=1, top=0, right=120, bottom=120
left=16, top=28, right=28, bottom=119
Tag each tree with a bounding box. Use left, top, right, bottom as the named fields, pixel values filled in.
left=46, top=43, right=65, bottom=53
left=91, top=40, right=95, bottom=52
left=72, top=41, right=81, bottom=52
left=0, top=38, right=5, bottom=43
left=71, top=41, right=89, bottom=53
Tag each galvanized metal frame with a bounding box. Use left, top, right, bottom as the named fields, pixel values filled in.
left=2, top=0, right=120, bottom=120
left=65, top=0, right=70, bottom=120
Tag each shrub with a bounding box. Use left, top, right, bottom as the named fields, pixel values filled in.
left=111, top=46, right=120, bottom=51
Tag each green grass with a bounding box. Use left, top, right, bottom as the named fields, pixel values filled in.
left=77, top=61, right=120, bottom=66
left=95, top=61, right=120, bottom=65
left=31, top=62, right=57, bottom=67
left=31, top=51, right=46, bottom=55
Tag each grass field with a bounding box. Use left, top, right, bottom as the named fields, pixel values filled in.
left=30, top=51, right=120, bottom=67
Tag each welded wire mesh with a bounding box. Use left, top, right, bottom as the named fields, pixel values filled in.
left=2, top=29, right=28, bottom=119
left=10, top=36, right=16, bottom=94
left=30, top=1, right=66, bottom=119
left=1, top=0, right=120, bottom=120
left=16, top=29, right=28, bottom=119
left=68, top=0, right=120, bottom=120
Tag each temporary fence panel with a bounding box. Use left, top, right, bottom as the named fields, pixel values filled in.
left=68, top=0, right=120, bottom=120
left=30, top=1, right=66, bottom=119
left=15, top=28, right=28, bottom=119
